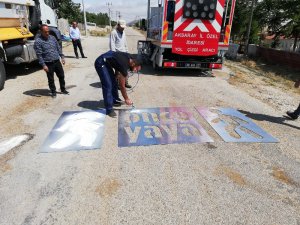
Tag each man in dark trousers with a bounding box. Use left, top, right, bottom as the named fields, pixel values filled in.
left=70, top=21, right=87, bottom=59
left=286, top=79, right=300, bottom=120
left=94, top=51, right=141, bottom=117
left=34, top=24, right=69, bottom=98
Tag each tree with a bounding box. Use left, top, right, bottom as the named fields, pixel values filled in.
left=85, top=12, right=110, bottom=26
left=231, top=0, right=249, bottom=42
left=281, top=0, right=300, bottom=51
left=256, top=0, right=300, bottom=50
left=56, top=0, right=82, bottom=23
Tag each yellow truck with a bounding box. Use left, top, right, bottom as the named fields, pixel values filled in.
left=0, top=0, right=61, bottom=90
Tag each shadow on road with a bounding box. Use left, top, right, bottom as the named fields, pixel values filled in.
left=65, top=85, right=77, bottom=90
left=64, top=56, right=77, bottom=59
left=6, top=62, right=41, bottom=80
left=78, top=100, right=105, bottom=110
left=239, top=110, right=300, bottom=131
left=23, top=89, right=51, bottom=97
left=90, top=82, right=102, bottom=88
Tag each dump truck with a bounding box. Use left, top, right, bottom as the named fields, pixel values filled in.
left=138, top=0, right=236, bottom=71
left=0, top=0, right=61, bottom=90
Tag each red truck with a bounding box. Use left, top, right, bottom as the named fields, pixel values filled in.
left=138, top=0, right=236, bottom=71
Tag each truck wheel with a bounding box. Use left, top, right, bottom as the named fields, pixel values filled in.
left=0, top=61, right=6, bottom=90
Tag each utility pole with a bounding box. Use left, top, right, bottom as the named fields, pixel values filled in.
left=115, top=11, right=121, bottom=22
left=147, top=0, right=150, bottom=37
left=106, top=2, right=112, bottom=29
left=245, top=0, right=255, bottom=54
left=82, top=0, right=87, bottom=36
left=138, top=16, right=141, bottom=28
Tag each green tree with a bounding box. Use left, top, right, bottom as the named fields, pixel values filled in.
left=256, top=0, right=300, bottom=50
left=281, top=0, right=300, bottom=51
left=231, top=0, right=248, bottom=42
left=56, top=0, right=82, bottom=23
left=86, top=12, right=110, bottom=26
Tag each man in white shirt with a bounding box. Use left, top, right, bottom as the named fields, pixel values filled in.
left=110, top=20, right=131, bottom=88
left=69, top=21, right=87, bottom=59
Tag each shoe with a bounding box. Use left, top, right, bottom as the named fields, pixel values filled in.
left=125, top=83, right=132, bottom=89
left=61, top=89, right=69, bottom=94
left=113, top=102, right=122, bottom=107
left=107, top=110, right=117, bottom=118
left=82, top=56, right=87, bottom=58
left=76, top=56, right=79, bottom=59
left=286, top=111, right=299, bottom=120
left=51, top=92, right=57, bottom=98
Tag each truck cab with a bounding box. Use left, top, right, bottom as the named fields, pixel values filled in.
left=0, top=0, right=61, bottom=90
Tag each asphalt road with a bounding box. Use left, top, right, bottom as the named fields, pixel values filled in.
left=0, top=28, right=299, bottom=225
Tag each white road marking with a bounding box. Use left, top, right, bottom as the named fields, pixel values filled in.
left=0, top=134, right=31, bottom=156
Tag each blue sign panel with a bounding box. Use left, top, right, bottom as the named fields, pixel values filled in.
left=118, top=107, right=213, bottom=147
left=196, top=107, right=278, bottom=143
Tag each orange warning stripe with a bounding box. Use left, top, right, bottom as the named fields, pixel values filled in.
left=224, top=25, right=231, bottom=45
left=162, top=21, right=168, bottom=41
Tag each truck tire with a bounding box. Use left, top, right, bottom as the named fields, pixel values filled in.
left=0, top=61, right=6, bottom=90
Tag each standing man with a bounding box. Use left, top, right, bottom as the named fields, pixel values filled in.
left=110, top=19, right=132, bottom=88
left=286, top=80, right=300, bottom=120
left=34, top=24, right=69, bottom=98
left=70, top=21, right=87, bottom=59
left=94, top=51, right=141, bottom=117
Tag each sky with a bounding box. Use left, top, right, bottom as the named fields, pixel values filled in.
left=73, top=0, right=160, bottom=22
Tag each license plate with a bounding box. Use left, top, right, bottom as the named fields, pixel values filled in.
left=184, top=63, right=202, bottom=68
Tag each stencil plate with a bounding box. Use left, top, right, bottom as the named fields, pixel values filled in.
left=196, top=107, right=278, bottom=143
left=118, top=107, right=213, bottom=147
left=40, top=110, right=106, bottom=153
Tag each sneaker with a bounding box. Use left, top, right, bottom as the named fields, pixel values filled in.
left=286, top=111, right=299, bottom=120
left=61, top=89, right=69, bottom=94
left=107, top=110, right=117, bottom=118
left=113, top=102, right=122, bottom=107
left=51, top=92, right=57, bottom=98
left=125, top=83, right=132, bottom=89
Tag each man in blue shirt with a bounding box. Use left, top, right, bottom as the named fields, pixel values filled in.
left=94, top=51, right=141, bottom=117
left=34, top=24, right=69, bottom=98
left=70, top=21, right=87, bottom=59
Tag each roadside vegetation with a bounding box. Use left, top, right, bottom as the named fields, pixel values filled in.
left=89, top=30, right=108, bottom=37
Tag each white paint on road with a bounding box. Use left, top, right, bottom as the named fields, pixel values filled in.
left=0, top=134, right=31, bottom=156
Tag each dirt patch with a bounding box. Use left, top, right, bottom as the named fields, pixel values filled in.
left=272, top=167, right=297, bottom=186
left=226, top=59, right=300, bottom=94
left=225, top=59, right=300, bottom=112
left=0, top=163, right=13, bottom=176
left=216, top=166, right=247, bottom=186
left=95, top=178, right=122, bottom=198
left=206, top=143, right=217, bottom=149
left=169, top=101, right=178, bottom=107
left=0, top=96, right=50, bottom=136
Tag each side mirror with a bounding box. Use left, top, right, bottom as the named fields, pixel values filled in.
left=166, top=1, right=176, bottom=23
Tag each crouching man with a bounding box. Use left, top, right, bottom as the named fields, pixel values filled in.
left=94, top=50, right=141, bottom=117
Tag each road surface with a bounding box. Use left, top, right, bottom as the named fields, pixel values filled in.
left=0, top=28, right=299, bottom=225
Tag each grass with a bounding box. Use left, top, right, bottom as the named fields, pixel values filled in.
left=240, top=58, right=299, bottom=83
left=89, top=30, right=108, bottom=37
left=225, top=58, right=300, bottom=94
